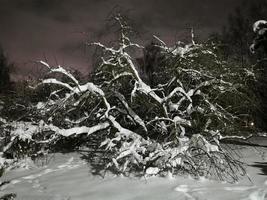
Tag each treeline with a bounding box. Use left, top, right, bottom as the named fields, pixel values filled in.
left=219, top=0, right=267, bottom=130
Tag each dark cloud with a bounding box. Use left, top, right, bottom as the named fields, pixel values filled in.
left=0, top=0, right=243, bottom=80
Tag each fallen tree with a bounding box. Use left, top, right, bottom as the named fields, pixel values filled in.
left=0, top=15, right=258, bottom=182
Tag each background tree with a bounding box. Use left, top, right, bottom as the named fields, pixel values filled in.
left=220, top=0, right=267, bottom=130
left=0, top=46, right=12, bottom=93
left=222, top=0, right=267, bottom=63
left=138, top=41, right=164, bottom=86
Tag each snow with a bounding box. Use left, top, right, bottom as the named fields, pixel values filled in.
left=1, top=139, right=266, bottom=200
left=39, top=61, right=50, bottom=68
left=146, top=167, right=160, bottom=175
left=248, top=189, right=267, bottom=200
left=173, top=116, right=191, bottom=126
left=258, top=28, right=267, bottom=36
left=50, top=122, right=110, bottom=137
left=74, top=82, right=104, bottom=96
left=253, top=20, right=267, bottom=33
left=170, top=44, right=192, bottom=57
left=190, top=134, right=219, bottom=153
left=8, top=120, right=110, bottom=139
left=36, top=102, right=45, bottom=110
left=0, top=117, right=6, bottom=124
left=8, top=121, right=41, bottom=141
left=174, top=184, right=190, bottom=192
left=42, top=79, right=75, bottom=92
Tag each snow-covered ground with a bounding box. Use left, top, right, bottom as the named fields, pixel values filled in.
left=1, top=138, right=267, bottom=200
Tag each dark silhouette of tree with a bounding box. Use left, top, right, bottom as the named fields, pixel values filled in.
left=142, top=41, right=162, bottom=86
left=249, top=20, right=267, bottom=130
left=220, top=0, right=267, bottom=130
left=222, top=0, right=267, bottom=64
left=250, top=20, right=267, bottom=53
left=0, top=46, right=12, bottom=92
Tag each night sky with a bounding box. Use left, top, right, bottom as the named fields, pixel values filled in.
left=0, top=0, right=244, bottom=80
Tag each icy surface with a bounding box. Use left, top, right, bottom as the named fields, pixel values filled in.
left=1, top=140, right=267, bottom=200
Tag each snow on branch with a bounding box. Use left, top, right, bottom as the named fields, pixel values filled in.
left=49, top=122, right=110, bottom=137
left=114, top=91, right=147, bottom=132
left=104, top=72, right=133, bottom=85
left=39, top=61, right=80, bottom=86
left=41, top=78, right=75, bottom=92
